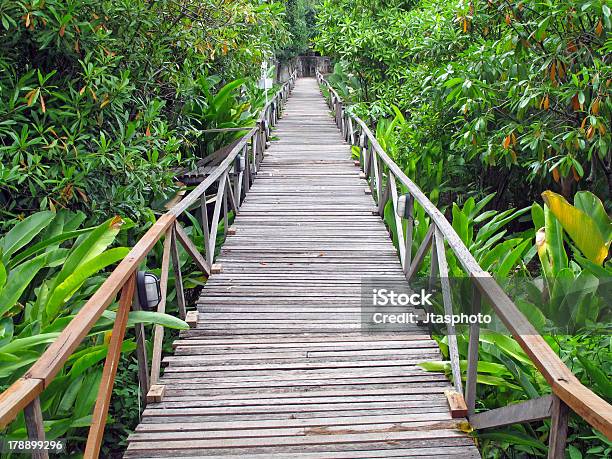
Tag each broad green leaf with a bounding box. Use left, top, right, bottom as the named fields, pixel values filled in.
left=50, top=216, right=123, bottom=292
left=0, top=253, right=48, bottom=317
left=543, top=191, right=609, bottom=265
left=45, top=247, right=129, bottom=320
left=576, top=354, right=612, bottom=399
left=9, top=227, right=92, bottom=268
left=0, top=332, right=60, bottom=354
left=0, top=261, right=5, bottom=290
left=478, top=431, right=547, bottom=452
left=0, top=211, right=55, bottom=263
left=102, top=310, right=189, bottom=330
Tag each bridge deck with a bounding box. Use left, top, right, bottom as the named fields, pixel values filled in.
left=125, top=78, right=480, bottom=458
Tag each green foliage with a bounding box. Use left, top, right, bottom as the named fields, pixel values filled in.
left=317, top=2, right=611, bottom=455
left=0, top=211, right=187, bottom=449
left=0, top=0, right=290, bottom=224
left=316, top=0, right=611, bottom=207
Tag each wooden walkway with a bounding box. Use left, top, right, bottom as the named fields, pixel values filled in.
left=125, top=78, right=480, bottom=458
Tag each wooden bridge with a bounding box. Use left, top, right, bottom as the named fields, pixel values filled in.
left=0, top=75, right=610, bottom=458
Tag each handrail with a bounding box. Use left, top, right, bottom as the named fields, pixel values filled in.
left=0, top=71, right=297, bottom=456
left=317, top=71, right=612, bottom=449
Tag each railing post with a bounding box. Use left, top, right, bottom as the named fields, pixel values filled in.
left=85, top=273, right=136, bottom=458
left=170, top=225, right=187, bottom=320
left=404, top=195, right=414, bottom=272
left=150, top=229, right=172, bottom=386
left=24, top=397, right=48, bottom=459
left=465, top=284, right=481, bottom=416
left=132, top=296, right=149, bottom=409
left=549, top=396, right=569, bottom=458
left=200, top=192, right=211, bottom=265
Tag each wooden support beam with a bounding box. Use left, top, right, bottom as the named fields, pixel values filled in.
left=24, top=397, right=48, bottom=459
left=470, top=395, right=553, bottom=430
left=149, top=230, right=172, bottom=386
left=170, top=228, right=187, bottom=320
left=549, top=396, right=569, bottom=459
left=174, top=222, right=211, bottom=277
left=85, top=274, right=136, bottom=458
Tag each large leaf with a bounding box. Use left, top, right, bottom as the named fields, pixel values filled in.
left=45, top=247, right=129, bottom=321
left=102, top=310, right=189, bottom=330
left=0, top=253, right=49, bottom=317
left=48, top=216, right=123, bottom=294
left=0, top=332, right=60, bottom=354
left=212, top=78, right=246, bottom=111
left=543, top=203, right=568, bottom=274
left=573, top=191, right=612, bottom=242
left=542, top=190, right=609, bottom=265
left=0, top=211, right=55, bottom=263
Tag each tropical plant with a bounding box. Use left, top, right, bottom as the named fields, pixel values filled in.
left=0, top=211, right=188, bottom=445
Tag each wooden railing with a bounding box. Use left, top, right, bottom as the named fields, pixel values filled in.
left=0, top=72, right=296, bottom=458
left=317, top=71, right=612, bottom=456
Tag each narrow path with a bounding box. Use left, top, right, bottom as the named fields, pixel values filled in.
left=125, top=78, right=480, bottom=458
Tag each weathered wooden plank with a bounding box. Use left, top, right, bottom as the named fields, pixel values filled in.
left=127, top=77, right=479, bottom=458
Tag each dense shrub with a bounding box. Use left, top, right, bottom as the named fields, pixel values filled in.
left=0, top=0, right=290, bottom=225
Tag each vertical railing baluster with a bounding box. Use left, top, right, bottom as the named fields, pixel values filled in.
left=201, top=192, right=211, bottom=265
left=150, top=229, right=173, bottom=386
left=549, top=396, right=569, bottom=459
left=433, top=228, right=463, bottom=395
left=132, top=296, right=149, bottom=408
left=24, top=397, right=47, bottom=459
left=404, top=194, right=414, bottom=272
left=170, top=225, right=187, bottom=320
left=465, top=284, right=481, bottom=416
left=85, top=274, right=136, bottom=458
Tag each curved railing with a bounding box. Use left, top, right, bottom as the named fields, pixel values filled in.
left=317, top=71, right=612, bottom=453
left=0, top=72, right=297, bottom=458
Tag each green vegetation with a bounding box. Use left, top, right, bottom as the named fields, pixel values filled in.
left=0, top=0, right=308, bottom=454
left=316, top=0, right=611, bottom=456
left=1, top=0, right=610, bottom=456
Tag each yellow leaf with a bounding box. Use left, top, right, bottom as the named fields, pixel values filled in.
left=542, top=190, right=610, bottom=265
left=455, top=420, right=473, bottom=434
left=40, top=93, right=46, bottom=113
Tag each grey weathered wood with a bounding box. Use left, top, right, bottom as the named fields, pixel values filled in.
left=150, top=229, right=173, bottom=386
left=465, top=286, right=481, bottom=416
left=24, top=397, right=48, bottom=459
left=126, top=78, right=479, bottom=458
left=170, top=227, right=187, bottom=320
left=207, top=172, right=228, bottom=261
left=200, top=192, right=212, bottom=265
left=549, top=396, right=569, bottom=458
left=434, top=228, right=463, bottom=395
left=132, top=297, right=150, bottom=408
left=406, top=225, right=434, bottom=282
left=174, top=222, right=211, bottom=277
left=470, top=395, right=553, bottom=430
